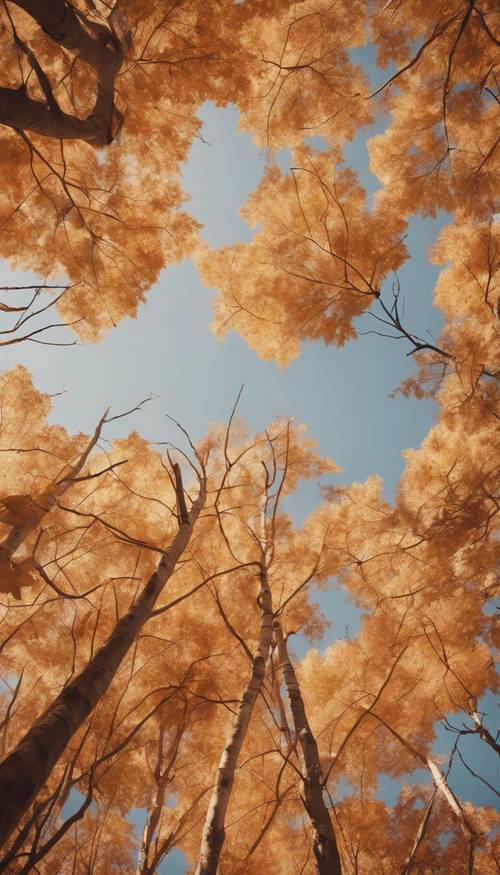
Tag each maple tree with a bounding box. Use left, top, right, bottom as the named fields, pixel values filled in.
left=0, top=1, right=498, bottom=873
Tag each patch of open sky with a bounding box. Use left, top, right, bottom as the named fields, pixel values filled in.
left=331, top=776, right=356, bottom=803
left=377, top=768, right=431, bottom=808
left=344, top=42, right=399, bottom=209
left=290, top=580, right=362, bottom=659
left=183, top=101, right=291, bottom=247
left=372, top=691, right=499, bottom=810
left=304, top=134, right=328, bottom=152
left=341, top=114, right=389, bottom=208
left=349, top=41, right=397, bottom=94
left=60, top=788, right=96, bottom=820
left=483, top=600, right=499, bottom=618
left=0, top=673, right=19, bottom=692
left=432, top=692, right=499, bottom=809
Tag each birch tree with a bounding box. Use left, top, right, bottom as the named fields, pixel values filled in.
left=274, top=620, right=342, bottom=875
left=0, top=372, right=497, bottom=871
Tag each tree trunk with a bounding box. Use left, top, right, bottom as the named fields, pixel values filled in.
left=366, top=709, right=478, bottom=875
left=195, top=563, right=273, bottom=875
left=0, top=481, right=205, bottom=847
left=400, top=790, right=436, bottom=875
left=137, top=720, right=185, bottom=875
left=0, top=88, right=110, bottom=143
left=274, top=620, right=342, bottom=875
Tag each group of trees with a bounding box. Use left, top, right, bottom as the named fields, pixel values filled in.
left=0, top=1, right=498, bottom=873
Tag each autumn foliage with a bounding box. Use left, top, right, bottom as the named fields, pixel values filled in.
left=0, top=1, right=498, bottom=874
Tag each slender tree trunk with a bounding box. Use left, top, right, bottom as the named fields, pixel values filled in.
left=367, top=710, right=478, bottom=874
left=137, top=720, right=185, bottom=875
left=195, top=562, right=273, bottom=875
left=0, top=481, right=205, bottom=847
left=145, top=786, right=210, bottom=875
left=274, top=620, right=342, bottom=875
left=426, top=757, right=477, bottom=849
left=138, top=774, right=171, bottom=875
left=400, top=790, right=436, bottom=875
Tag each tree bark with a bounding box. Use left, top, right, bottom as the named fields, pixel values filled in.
left=0, top=478, right=205, bottom=847
left=2, top=1, right=124, bottom=144
left=195, top=562, right=273, bottom=875
left=470, top=709, right=500, bottom=756
left=400, top=790, right=436, bottom=875
left=11, top=1, right=116, bottom=69
left=137, top=719, right=185, bottom=875
left=0, top=88, right=109, bottom=143
left=274, top=620, right=342, bottom=875
left=426, top=756, right=477, bottom=848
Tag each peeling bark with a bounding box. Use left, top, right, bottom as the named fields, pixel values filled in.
left=0, top=477, right=205, bottom=847
left=195, top=562, right=273, bottom=875
left=274, top=620, right=342, bottom=875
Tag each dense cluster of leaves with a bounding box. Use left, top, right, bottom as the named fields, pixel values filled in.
left=0, top=1, right=498, bottom=873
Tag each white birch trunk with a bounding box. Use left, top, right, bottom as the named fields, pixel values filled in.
left=274, top=620, right=342, bottom=875
left=195, top=562, right=273, bottom=875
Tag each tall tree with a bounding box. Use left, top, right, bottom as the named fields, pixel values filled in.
left=0, top=371, right=497, bottom=870
left=274, top=619, right=342, bottom=875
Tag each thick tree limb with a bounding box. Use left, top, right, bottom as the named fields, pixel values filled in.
left=1, top=0, right=126, bottom=144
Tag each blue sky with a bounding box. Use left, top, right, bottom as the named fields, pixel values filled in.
left=0, top=52, right=496, bottom=873
left=0, top=101, right=443, bottom=513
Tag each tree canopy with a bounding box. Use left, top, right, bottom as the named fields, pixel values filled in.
left=0, top=1, right=498, bottom=873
